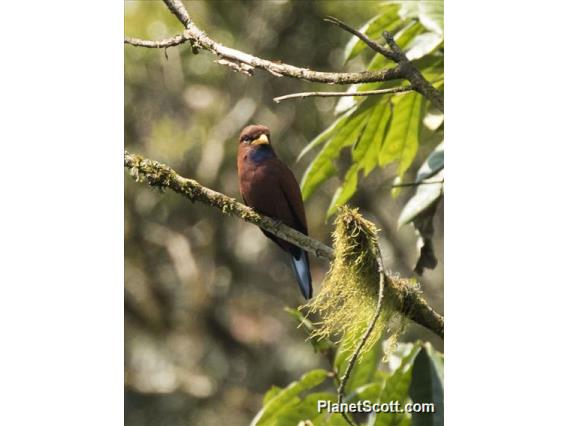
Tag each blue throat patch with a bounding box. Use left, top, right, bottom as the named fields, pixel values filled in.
left=249, top=145, right=275, bottom=164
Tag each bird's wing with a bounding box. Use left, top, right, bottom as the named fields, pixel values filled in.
left=276, top=161, right=308, bottom=236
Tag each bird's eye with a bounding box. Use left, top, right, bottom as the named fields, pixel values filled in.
left=242, top=136, right=250, bottom=143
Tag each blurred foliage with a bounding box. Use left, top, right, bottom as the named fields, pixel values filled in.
left=125, top=1, right=443, bottom=425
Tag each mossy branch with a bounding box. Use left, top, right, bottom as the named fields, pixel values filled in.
left=124, top=151, right=444, bottom=339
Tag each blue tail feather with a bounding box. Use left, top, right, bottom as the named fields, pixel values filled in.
left=290, top=251, right=312, bottom=299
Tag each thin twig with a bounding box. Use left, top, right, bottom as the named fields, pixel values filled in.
left=124, top=151, right=444, bottom=338
left=323, top=16, right=444, bottom=113
left=324, top=16, right=397, bottom=61
left=125, top=34, right=189, bottom=49
left=337, top=252, right=386, bottom=426
left=391, top=179, right=444, bottom=188
left=273, top=86, right=413, bottom=103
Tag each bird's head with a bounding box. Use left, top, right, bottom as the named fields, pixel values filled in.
left=239, top=124, right=271, bottom=147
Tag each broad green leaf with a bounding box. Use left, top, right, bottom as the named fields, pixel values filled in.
left=418, top=1, right=443, bottom=35
left=344, top=4, right=402, bottom=61
left=252, top=369, right=328, bottom=426
left=366, top=21, right=424, bottom=73
left=335, top=21, right=424, bottom=115
left=301, top=99, right=374, bottom=199
left=380, top=92, right=425, bottom=176
left=273, top=392, right=336, bottom=426
left=391, top=176, right=403, bottom=198
left=336, top=342, right=381, bottom=397
left=326, top=98, right=393, bottom=217
left=263, top=386, right=283, bottom=406
left=327, top=164, right=359, bottom=219
left=372, top=343, right=422, bottom=426
left=405, top=32, right=443, bottom=61
left=416, top=142, right=443, bottom=182
left=408, top=344, right=444, bottom=426
left=397, top=169, right=443, bottom=227
left=298, top=108, right=355, bottom=161
left=398, top=1, right=420, bottom=20
left=398, top=142, right=444, bottom=226
left=354, top=99, right=392, bottom=174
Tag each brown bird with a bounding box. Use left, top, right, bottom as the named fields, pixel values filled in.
left=237, top=124, right=312, bottom=299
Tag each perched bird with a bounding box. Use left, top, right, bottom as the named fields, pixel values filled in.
left=237, top=124, right=312, bottom=299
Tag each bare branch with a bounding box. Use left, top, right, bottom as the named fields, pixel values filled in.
left=125, top=34, right=189, bottom=49
left=382, top=31, right=444, bottom=112
left=391, top=179, right=444, bottom=188
left=124, top=151, right=444, bottom=339
left=273, top=86, right=413, bottom=103
left=163, top=0, right=191, bottom=27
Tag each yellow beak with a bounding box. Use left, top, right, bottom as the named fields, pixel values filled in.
left=251, top=134, right=270, bottom=145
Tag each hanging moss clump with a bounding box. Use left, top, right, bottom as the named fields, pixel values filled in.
left=303, top=207, right=408, bottom=358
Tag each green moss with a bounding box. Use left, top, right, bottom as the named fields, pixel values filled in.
left=303, top=207, right=408, bottom=360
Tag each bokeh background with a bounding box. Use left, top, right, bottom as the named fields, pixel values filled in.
left=125, top=1, right=443, bottom=425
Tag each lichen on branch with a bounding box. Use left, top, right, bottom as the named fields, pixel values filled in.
left=303, top=208, right=408, bottom=357
left=124, top=151, right=444, bottom=339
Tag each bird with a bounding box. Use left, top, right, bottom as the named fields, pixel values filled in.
left=237, top=124, right=312, bottom=299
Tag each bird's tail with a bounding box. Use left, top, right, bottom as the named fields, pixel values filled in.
left=290, top=250, right=312, bottom=299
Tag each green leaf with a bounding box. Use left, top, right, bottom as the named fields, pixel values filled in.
left=372, top=343, right=422, bottom=426
left=354, top=99, right=392, bottom=175
left=301, top=99, right=374, bottom=199
left=298, top=108, right=355, bottom=161
left=337, top=20, right=428, bottom=115
left=327, top=164, right=359, bottom=219
left=397, top=171, right=442, bottom=234
left=337, top=343, right=381, bottom=397
left=344, top=4, right=402, bottom=61
left=418, top=1, right=443, bottom=35
left=398, top=142, right=443, bottom=226
left=408, top=344, right=444, bottom=426
left=380, top=92, right=425, bottom=177
left=252, top=369, right=329, bottom=426
left=326, top=99, right=392, bottom=217
left=273, top=392, right=336, bottom=426
left=263, top=386, right=283, bottom=406
left=366, top=21, right=425, bottom=73
left=405, top=32, right=443, bottom=61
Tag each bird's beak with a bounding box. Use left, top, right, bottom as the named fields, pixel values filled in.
left=251, top=134, right=270, bottom=145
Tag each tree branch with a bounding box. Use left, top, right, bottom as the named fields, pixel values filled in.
left=125, top=151, right=333, bottom=260
left=125, top=34, right=189, bottom=49
left=125, top=0, right=406, bottom=84
left=125, top=1, right=443, bottom=111
left=124, top=151, right=444, bottom=339
left=273, top=86, right=413, bottom=103
left=324, top=17, right=444, bottom=112
left=391, top=179, right=444, bottom=188
left=323, top=16, right=397, bottom=61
